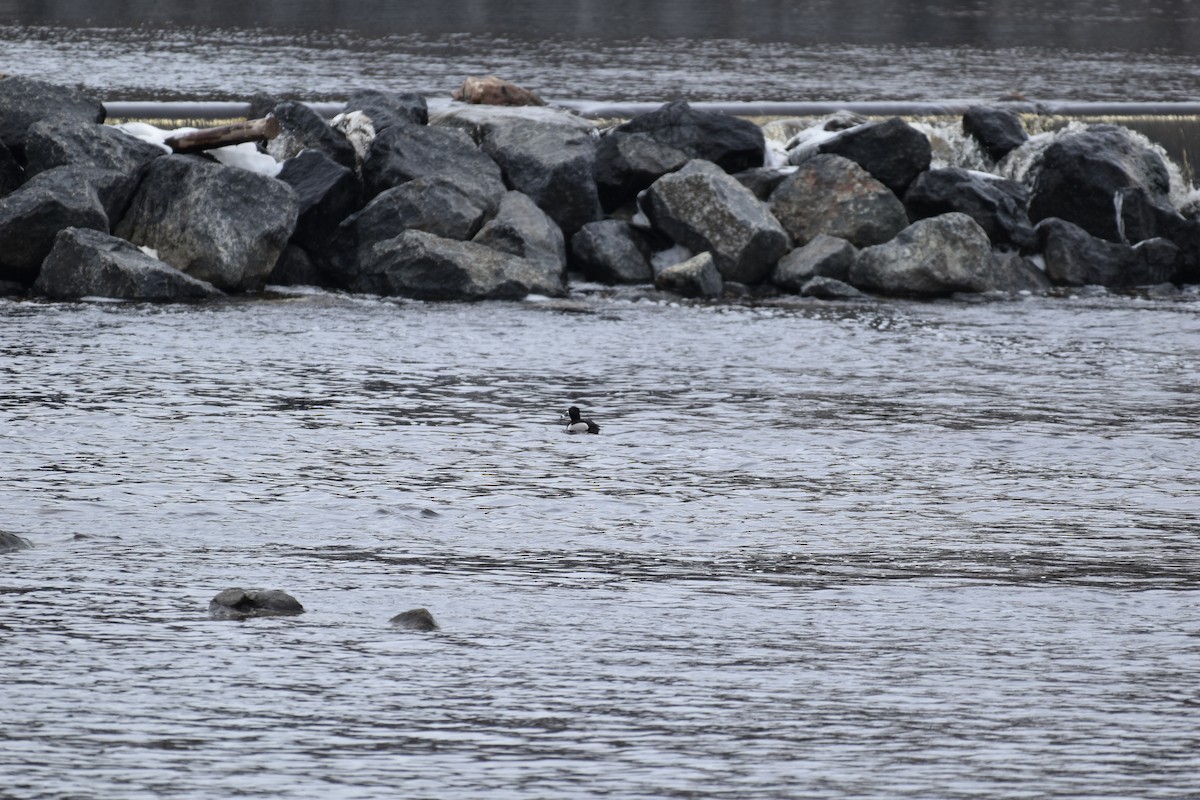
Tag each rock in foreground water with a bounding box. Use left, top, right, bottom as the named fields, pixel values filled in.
left=391, top=608, right=439, bottom=631
left=209, top=588, right=305, bottom=620
left=0, top=530, right=33, bottom=552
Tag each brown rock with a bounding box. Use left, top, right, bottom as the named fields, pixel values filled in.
left=452, top=76, right=546, bottom=107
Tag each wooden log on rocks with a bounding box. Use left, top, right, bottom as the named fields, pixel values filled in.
left=164, top=115, right=280, bottom=154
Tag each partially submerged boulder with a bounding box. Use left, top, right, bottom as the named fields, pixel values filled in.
left=115, top=155, right=299, bottom=292
left=1037, top=217, right=1181, bottom=287
left=35, top=227, right=222, bottom=301
left=570, top=219, right=653, bottom=284
left=209, top=588, right=305, bottom=620
left=801, top=275, right=869, bottom=300
left=849, top=212, right=995, bottom=296
left=391, top=608, right=439, bottom=631
left=0, top=76, right=106, bottom=154
left=772, top=233, right=857, bottom=291
left=655, top=250, right=724, bottom=298
left=814, top=117, right=932, bottom=196
left=642, top=159, right=789, bottom=284
left=904, top=167, right=1037, bottom=251
left=0, top=530, right=33, bottom=553
left=770, top=154, right=908, bottom=248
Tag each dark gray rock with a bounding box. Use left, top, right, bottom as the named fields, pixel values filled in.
left=1037, top=217, right=1181, bottom=287
left=0, top=166, right=115, bottom=284
left=0, top=77, right=106, bottom=154
left=266, top=101, right=357, bottom=169
left=595, top=101, right=766, bottom=211
left=35, top=227, right=221, bottom=301
left=800, top=275, right=870, bottom=300
left=642, top=160, right=789, bottom=284
left=962, top=106, right=1029, bottom=162
left=0, top=140, right=21, bottom=197
left=23, top=118, right=165, bottom=178
left=1115, top=185, right=1200, bottom=282
left=361, top=123, right=505, bottom=201
left=209, top=588, right=305, bottom=620
left=734, top=166, right=794, bottom=201
left=115, top=155, right=299, bottom=292
left=343, top=89, right=428, bottom=131
left=988, top=251, right=1053, bottom=294
left=904, top=167, right=1037, bottom=251
left=0, top=530, right=33, bottom=552
left=770, top=154, right=908, bottom=248
left=570, top=219, right=653, bottom=284
left=772, top=234, right=857, bottom=291
left=478, top=118, right=601, bottom=235
left=266, top=243, right=324, bottom=287
left=1029, top=125, right=1172, bottom=242
left=654, top=251, right=724, bottom=297
left=351, top=229, right=566, bottom=300
left=814, top=117, right=932, bottom=196
left=849, top=213, right=995, bottom=296
left=472, top=191, right=566, bottom=275
left=391, top=608, right=439, bottom=631
left=276, top=149, right=362, bottom=253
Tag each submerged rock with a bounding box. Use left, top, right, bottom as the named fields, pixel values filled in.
left=209, top=588, right=305, bottom=620
left=849, top=212, right=995, bottom=296
left=655, top=250, right=724, bottom=298
left=770, top=154, right=908, bottom=248
left=0, top=530, right=33, bottom=552
left=390, top=608, right=439, bottom=631
left=569, top=219, right=654, bottom=284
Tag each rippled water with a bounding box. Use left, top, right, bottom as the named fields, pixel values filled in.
left=3, top=288, right=1199, bottom=798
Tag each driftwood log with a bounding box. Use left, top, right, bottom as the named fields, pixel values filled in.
left=164, top=115, right=280, bottom=154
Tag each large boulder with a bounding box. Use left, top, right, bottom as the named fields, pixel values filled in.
left=265, top=101, right=357, bottom=169
left=350, top=229, right=566, bottom=300
left=0, top=530, right=33, bottom=552
left=655, top=251, right=724, bottom=298
left=476, top=118, right=602, bottom=235
left=0, top=140, right=21, bottom=197
left=23, top=118, right=165, bottom=178
left=361, top=122, right=505, bottom=200
left=1028, top=125, right=1172, bottom=242
left=904, top=167, right=1037, bottom=251
left=569, top=219, right=653, bottom=284
left=276, top=149, right=362, bottom=253
left=642, top=159, right=789, bottom=284
left=1116, top=186, right=1200, bottom=283
left=849, top=212, right=995, bottom=296
left=115, top=155, right=299, bottom=292
left=595, top=101, right=766, bottom=211
left=0, top=77, right=106, bottom=155
left=962, top=106, right=1029, bottom=162
left=391, top=608, right=439, bottom=631
left=35, top=227, right=221, bottom=301
left=1037, top=217, right=1181, bottom=287
left=813, top=117, right=932, bottom=196
left=343, top=89, right=428, bottom=131
left=769, top=154, right=908, bottom=248
left=209, top=588, right=305, bottom=620
left=988, top=251, right=1054, bottom=294
left=472, top=191, right=566, bottom=274
left=772, top=233, right=857, bottom=291
left=0, top=166, right=117, bottom=284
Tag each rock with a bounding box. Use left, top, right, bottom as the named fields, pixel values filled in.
left=35, top=227, right=222, bottom=301
left=209, top=588, right=305, bottom=620
left=800, top=275, right=870, bottom=300
left=472, top=191, right=566, bottom=274
left=276, top=149, right=362, bottom=253
left=988, top=251, right=1053, bottom=294
left=849, top=212, right=995, bottom=296
left=0, top=530, right=33, bottom=552
left=115, top=155, right=299, bottom=292
left=361, top=122, right=505, bottom=201
left=1115, top=185, right=1200, bottom=282
left=642, top=159, right=789, bottom=284
left=655, top=251, right=724, bottom=297
left=265, top=100, right=357, bottom=169
left=0, top=166, right=115, bottom=284
left=350, top=229, right=566, bottom=300
left=813, top=117, right=932, bottom=196
left=962, top=106, right=1029, bottom=162
left=0, top=76, right=106, bottom=154
left=246, top=92, right=280, bottom=120
left=390, top=608, right=439, bottom=631
left=569, top=219, right=653, bottom=283
left=1028, top=125, right=1172, bottom=242
left=431, top=104, right=596, bottom=142
left=0, top=140, right=21, bottom=197
left=734, top=166, right=794, bottom=201
left=266, top=243, right=324, bottom=287
left=769, top=154, right=908, bottom=248
left=1037, top=217, right=1181, bottom=287
left=595, top=101, right=766, bottom=211
left=772, top=234, right=857, bottom=291
left=23, top=118, right=165, bottom=178
left=452, top=75, right=545, bottom=106
left=473, top=118, right=601, bottom=236
left=904, top=167, right=1037, bottom=250
left=343, top=89, right=428, bottom=131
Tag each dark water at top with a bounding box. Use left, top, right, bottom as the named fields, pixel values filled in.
left=3, top=0, right=1200, bottom=101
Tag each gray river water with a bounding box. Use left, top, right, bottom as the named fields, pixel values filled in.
left=3, top=288, right=1199, bottom=798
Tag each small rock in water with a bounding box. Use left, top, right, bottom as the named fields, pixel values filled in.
left=391, top=608, right=439, bottom=631
left=209, top=588, right=305, bottom=620
left=0, top=530, right=33, bottom=552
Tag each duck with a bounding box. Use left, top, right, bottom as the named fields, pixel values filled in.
left=564, top=406, right=600, bottom=434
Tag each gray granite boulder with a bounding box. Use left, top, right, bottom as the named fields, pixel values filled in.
left=266, top=243, right=324, bottom=287
left=904, top=167, right=1037, bottom=251
left=115, top=155, right=299, bottom=292
left=351, top=229, right=566, bottom=300
left=962, top=106, right=1029, bottom=162
left=391, top=608, right=439, bottom=631
left=276, top=149, right=363, bottom=254
left=849, top=212, right=995, bottom=296
left=1037, top=217, right=1181, bottom=287
left=772, top=234, right=857, bottom=291
left=343, top=89, right=428, bottom=131
left=209, top=588, right=305, bottom=620
left=570, top=219, right=653, bottom=284
left=35, top=227, right=222, bottom=301
left=266, top=100, right=357, bottom=169
left=0, top=530, right=33, bottom=553
left=361, top=122, right=505, bottom=201
left=813, top=117, right=932, bottom=196
left=988, top=251, right=1054, bottom=294
left=655, top=251, right=724, bottom=298
left=23, top=118, right=166, bottom=178
left=0, top=140, right=21, bottom=198
left=0, top=77, right=106, bottom=154
left=770, top=154, right=908, bottom=248
left=642, top=160, right=789, bottom=284
left=472, top=191, right=567, bottom=274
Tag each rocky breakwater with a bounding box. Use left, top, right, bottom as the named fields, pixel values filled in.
left=1, top=75, right=1198, bottom=303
